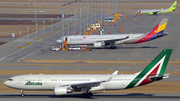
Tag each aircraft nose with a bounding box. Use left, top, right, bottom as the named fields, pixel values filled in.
left=4, top=81, right=8, bottom=86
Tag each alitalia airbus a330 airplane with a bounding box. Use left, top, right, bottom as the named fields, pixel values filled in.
left=56, top=18, right=169, bottom=48
left=135, top=1, right=177, bottom=15
left=4, top=49, right=172, bottom=98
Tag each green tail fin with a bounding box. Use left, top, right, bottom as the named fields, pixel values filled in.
left=168, top=1, right=177, bottom=12
left=140, top=49, right=172, bottom=76
left=126, top=49, right=172, bottom=89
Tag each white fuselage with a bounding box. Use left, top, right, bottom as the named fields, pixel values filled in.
left=4, top=74, right=139, bottom=91
left=57, top=34, right=144, bottom=45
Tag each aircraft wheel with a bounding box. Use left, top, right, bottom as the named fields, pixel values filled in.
left=21, top=93, right=24, bottom=97
left=87, top=93, right=92, bottom=98
left=110, top=46, right=116, bottom=49
left=153, top=12, right=157, bottom=15
left=81, top=93, right=85, bottom=98
left=81, top=93, right=92, bottom=98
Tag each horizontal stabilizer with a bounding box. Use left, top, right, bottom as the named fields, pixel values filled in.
left=112, top=70, right=118, bottom=75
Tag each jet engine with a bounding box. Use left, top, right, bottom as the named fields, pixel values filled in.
left=54, top=86, right=72, bottom=95
left=94, top=42, right=105, bottom=48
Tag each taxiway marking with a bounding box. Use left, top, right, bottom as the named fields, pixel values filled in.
left=77, top=53, right=82, bottom=57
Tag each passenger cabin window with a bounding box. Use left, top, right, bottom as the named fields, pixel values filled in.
left=25, top=79, right=36, bottom=81
left=37, top=79, right=42, bottom=81
left=62, top=79, right=91, bottom=81
left=8, top=79, right=13, bottom=81
left=51, top=79, right=57, bottom=81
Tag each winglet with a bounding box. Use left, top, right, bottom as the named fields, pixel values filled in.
left=112, top=70, right=118, bottom=75
left=125, top=36, right=129, bottom=39
left=160, top=8, right=163, bottom=11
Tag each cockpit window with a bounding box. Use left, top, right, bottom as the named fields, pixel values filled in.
left=8, top=79, right=13, bottom=81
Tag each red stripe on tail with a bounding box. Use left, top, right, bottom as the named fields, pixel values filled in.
left=139, top=64, right=160, bottom=86
left=134, top=24, right=159, bottom=43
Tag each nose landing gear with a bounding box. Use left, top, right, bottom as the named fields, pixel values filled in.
left=21, top=90, right=25, bottom=97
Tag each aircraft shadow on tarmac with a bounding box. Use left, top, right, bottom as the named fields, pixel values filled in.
left=1, top=93, right=180, bottom=99
left=93, top=46, right=157, bottom=49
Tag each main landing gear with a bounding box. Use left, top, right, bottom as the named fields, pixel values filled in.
left=21, top=90, right=25, bottom=97
left=109, top=43, right=117, bottom=49
left=153, top=12, right=157, bottom=15
left=81, top=92, right=92, bottom=98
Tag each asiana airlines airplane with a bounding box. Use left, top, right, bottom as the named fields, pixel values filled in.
left=4, top=49, right=172, bottom=98
left=56, top=18, right=169, bottom=48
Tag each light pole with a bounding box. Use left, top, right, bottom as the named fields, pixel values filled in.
left=114, top=0, right=116, bottom=14
left=35, top=0, right=36, bottom=22
left=80, top=7, right=82, bottom=35
left=91, top=0, right=92, bottom=25
left=57, top=16, right=59, bottom=31
left=84, top=1, right=86, bottom=35
left=67, top=2, right=69, bottom=36
left=105, top=0, right=106, bottom=20
left=87, top=5, right=89, bottom=28
left=62, top=5, right=64, bottom=48
left=27, top=27, right=29, bottom=44
left=35, top=23, right=38, bottom=41
left=98, top=0, right=99, bottom=19
left=65, top=13, right=67, bottom=26
left=51, top=17, right=53, bottom=34
left=112, top=0, right=113, bottom=16
left=43, top=21, right=45, bottom=37
left=73, top=1, right=75, bottom=35
left=19, top=31, right=21, bottom=49
left=96, top=0, right=98, bottom=21
left=101, top=0, right=102, bottom=25
left=70, top=12, right=72, bottom=24
left=73, top=1, right=76, bottom=35
left=116, top=0, right=118, bottom=14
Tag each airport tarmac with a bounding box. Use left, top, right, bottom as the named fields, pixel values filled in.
left=0, top=0, right=180, bottom=100
left=0, top=93, right=180, bottom=101
left=16, top=13, right=180, bottom=61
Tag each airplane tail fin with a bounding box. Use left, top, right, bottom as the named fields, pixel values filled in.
left=146, top=18, right=169, bottom=40
left=168, top=1, right=177, bottom=12
left=126, top=49, right=172, bottom=88
left=155, top=18, right=168, bottom=34
left=134, top=18, right=168, bottom=43
left=139, top=49, right=172, bottom=77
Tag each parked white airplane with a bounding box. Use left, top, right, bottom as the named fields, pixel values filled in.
left=135, top=1, right=177, bottom=15
left=4, top=49, right=172, bottom=98
left=56, top=18, right=168, bottom=48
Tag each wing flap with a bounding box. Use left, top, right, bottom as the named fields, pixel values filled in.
left=103, top=36, right=129, bottom=43
left=57, top=77, right=112, bottom=88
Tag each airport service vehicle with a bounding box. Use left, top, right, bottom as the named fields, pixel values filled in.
left=56, top=18, right=169, bottom=48
left=39, top=10, right=45, bottom=13
left=90, top=23, right=101, bottom=28
left=104, top=17, right=114, bottom=22
left=135, top=1, right=177, bottom=15
left=50, top=46, right=60, bottom=51
left=4, top=49, right=172, bottom=98
left=68, top=45, right=81, bottom=51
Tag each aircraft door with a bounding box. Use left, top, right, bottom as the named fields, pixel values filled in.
left=65, top=37, right=68, bottom=41
left=18, top=78, right=23, bottom=84
left=43, top=78, right=48, bottom=84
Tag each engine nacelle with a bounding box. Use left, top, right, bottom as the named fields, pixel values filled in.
left=54, top=86, right=72, bottom=95
left=94, top=42, right=105, bottom=47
